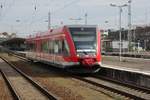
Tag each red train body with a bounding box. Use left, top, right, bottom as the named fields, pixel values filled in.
left=26, top=25, right=101, bottom=73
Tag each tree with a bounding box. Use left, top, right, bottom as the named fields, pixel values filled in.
left=2, top=32, right=8, bottom=36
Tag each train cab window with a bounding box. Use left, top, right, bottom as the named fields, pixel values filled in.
left=69, top=27, right=97, bottom=54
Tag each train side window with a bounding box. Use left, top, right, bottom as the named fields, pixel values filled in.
left=47, top=41, right=49, bottom=53
left=42, top=41, right=49, bottom=53
left=54, top=41, right=59, bottom=54
left=27, top=42, right=35, bottom=52
left=58, top=40, right=62, bottom=54
left=49, top=40, right=52, bottom=54
left=62, top=40, right=69, bottom=56
left=26, top=42, right=30, bottom=51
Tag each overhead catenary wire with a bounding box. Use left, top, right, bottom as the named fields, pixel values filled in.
left=1, top=0, right=81, bottom=35
left=0, top=0, right=15, bottom=22
left=0, top=3, right=3, bottom=19
left=23, top=0, right=39, bottom=34
left=29, top=0, right=81, bottom=26
left=0, top=1, right=4, bottom=20
left=24, top=0, right=81, bottom=34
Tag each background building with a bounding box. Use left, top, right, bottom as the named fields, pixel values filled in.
left=101, top=25, right=150, bottom=52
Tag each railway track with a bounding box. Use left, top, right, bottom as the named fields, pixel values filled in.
left=2, top=53, right=111, bottom=100
left=0, top=69, right=20, bottom=100
left=93, top=75, right=150, bottom=94
left=73, top=75, right=150, bottom=100
left=8, top=52, right=29, bottom=62
left=0, top=70, right=13, bottom=100
left=0, top=56, right=58, bottom=100
left=6, top=52, right=150, bottom=99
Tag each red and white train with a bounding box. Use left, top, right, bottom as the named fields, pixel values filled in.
left=26, top=25, right=101, bottom=73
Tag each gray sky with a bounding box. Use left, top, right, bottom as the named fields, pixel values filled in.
left=0, top=0, right=150, bottom=37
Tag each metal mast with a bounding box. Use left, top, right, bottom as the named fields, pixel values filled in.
left=110, top=4, right=128, bottom=61
left=128, top=0, right=132, bottom=51
left=85, top=13, right=87, bottom=25
left=48, top=11, right=51, bottom=30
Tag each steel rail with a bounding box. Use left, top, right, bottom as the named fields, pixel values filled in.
left=9, top=52, right=29, bottom=62
left=0, top=56, right=58, bottom=100
left=9, top=52, right=148, bottom=99
left=93, top=75, right=150, bottom=94
left=0, top=69, right=20, bottom=100
left=74, top=76, right=146, bottom=100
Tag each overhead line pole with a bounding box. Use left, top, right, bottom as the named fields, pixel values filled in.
left=119, top=6, right=123, bottom=62
left=128, top=0, right=132, bottom=52
left=85, top=13, right=87, bottom=25
left=0, top=3, right=3, bottom=19
left=48, top=11, right=51, bottom=30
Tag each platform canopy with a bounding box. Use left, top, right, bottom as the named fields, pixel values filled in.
left=0, top=37, right=26, bottom=51
left=0, top=37, right=25, bottom=45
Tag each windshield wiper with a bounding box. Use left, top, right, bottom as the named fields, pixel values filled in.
left=83, top=50, right=88, bottom=55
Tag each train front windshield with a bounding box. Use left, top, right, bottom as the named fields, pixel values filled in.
left=69, top=27, right=97, bottom=54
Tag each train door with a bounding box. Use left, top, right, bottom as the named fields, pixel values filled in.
left=41, top=39, right=49, bottom=61
left=36, top=40, right=41, bottom=61
left=48, top=39, right=53, bottom=63
left=40, top=40, right=43, bottom=60
left=50, top=38, right=55, bottom=64
left=53, top=39, right=64, bottom=66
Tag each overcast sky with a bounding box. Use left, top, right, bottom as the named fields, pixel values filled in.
left=0, top=0, right=150, bottom=37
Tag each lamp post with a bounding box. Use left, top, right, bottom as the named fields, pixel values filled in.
left=110, top=3, right=128, bottom=61
left=85, top=13, right=87, bottom=25
left=104, top=20, right=109, bottom=32
left=128, top=0, right=132, bottom=52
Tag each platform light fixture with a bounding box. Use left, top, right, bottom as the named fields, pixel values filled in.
left=110, top=3, right=128, bottom=61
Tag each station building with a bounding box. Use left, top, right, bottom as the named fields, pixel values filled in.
left=102, top=25, right=150, bottom=52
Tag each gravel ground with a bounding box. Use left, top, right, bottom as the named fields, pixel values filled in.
left=1, top=53, right=115, bottom=100
left=0, top=57, right=48, bottom=100
left=102, top=56, right=150, bottom=71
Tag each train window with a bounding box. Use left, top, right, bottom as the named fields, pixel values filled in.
left=27, top=42, right=35, bottom=51
left=54, top=41, right=59, bottom=54
left=26, top=43, right=30, bottom=51
left=42, top=41, right=49, bottom=53
left=58, top=40, right=62, bottom=54
left=62, top=40, right=69, bottom=56
left=69, top=27, right=96, bottom=53
left=49, top=40, right=67, bottom=55
left=49, top=40, right=53, bottom=54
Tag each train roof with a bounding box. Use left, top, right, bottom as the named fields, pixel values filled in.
left=27, top=25, right=98, bottom=39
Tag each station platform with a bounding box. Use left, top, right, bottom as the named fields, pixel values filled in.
left=3, top=49, right=150, bottom=76
left=104, top=52, right=150, bottom=59
left=102, top=56, right=150, bottom=76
